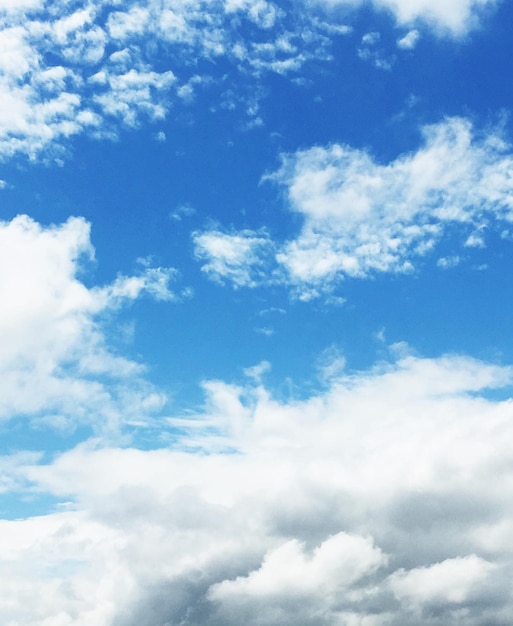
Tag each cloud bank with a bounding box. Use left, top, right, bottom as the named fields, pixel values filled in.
left=1, top=352, right=512, bottom=624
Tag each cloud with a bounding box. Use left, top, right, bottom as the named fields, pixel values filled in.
left=0, top=214, right=182, bottom=435
left=397, top=29, right=420, bottom=49
left=0, top=0, right=352, bottom=160
left=197, top=117, right=513, bottom=298
left=313, top=0, right=501, bottom=36
left=209, top=532, right=387, bottom=622
left=389, top=555, right=496, bottom=606
left=193, top=228, right=276, bottom=288
left=1, top=0, right=497, bottom=162
left=437, top=254, right=461, bottom=269
left=1, top=351, right=513, bottom=623
left=358, top=31, right=395, bottom=69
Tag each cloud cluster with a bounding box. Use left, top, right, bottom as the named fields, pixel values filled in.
left=0, top=0, right=349, bottom=160
left=0, top=214, right=182, bottom=435
left=193, top=228, right=275, bottom=288
left=314, top=0, right=501, bottom=36
left=0, top=0, right=502, bottom=161
left=2, top=351, right=513, bottom=623
left=195, top=117, right=513, bottom=298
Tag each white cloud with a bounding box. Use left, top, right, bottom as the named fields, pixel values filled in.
left=1, top=352, right=513, bottom=623
left=464, top=231, right=486, bottom=247
left=170, top=203, right=195, bottom=221
left=316, top=344, right=347, bottom=381
left=0, top=0, right=499, bottom=160
left=437, top=254, right=461, bottom=269
left=0, top=214, right=182, bottom=434
left=193, top=228, right=276, bottom=288
left=397, top=28, right=420, bottom=49
left=389, top=555, right=496, bottom=606
left=361, top=31, right=380, bottom=45
left=197, top=117, right=513, bottom=298
left=209, top=532, right=386, bottom=598
left=243, top=360, right=272, bottom=381
left=91, top=67, right=176, bottom=127
left=314, top=0, right=501, bottom=36
left=357, top=33, right=394, bottom=70
left=273, top=117, right=513, bottom=286
left=0, top=0, right=352, bottom=160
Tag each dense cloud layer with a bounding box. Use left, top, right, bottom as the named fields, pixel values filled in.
left=1, top=352, right=512, bottom=624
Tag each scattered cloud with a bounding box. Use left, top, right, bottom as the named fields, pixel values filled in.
left=254, top=326, right=275, bottom=336
left=272, top=117, right=513, bottom=287
left=0, top=0, right=500, bottom=161
left=316, top=344, right=347, bottom=381
left=170, top=203, right=196, bottom=222
left=437, top=254, right=461, bottom=269
left=464, top=231, right=486, bottom=248
left=0, top=0, right=353, bottom=161
left=358, top=31, right=395, bottom=69
left=197, top=117, right=513, bottom=298
left=362, top=31, right=381, bottom=45
left=243, top=360, right=272, bottom=381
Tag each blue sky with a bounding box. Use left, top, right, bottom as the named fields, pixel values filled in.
left=2, top=1, right=513, bottom=624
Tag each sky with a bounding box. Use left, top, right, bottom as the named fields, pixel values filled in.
left=2, top=0, right=513, bottom=624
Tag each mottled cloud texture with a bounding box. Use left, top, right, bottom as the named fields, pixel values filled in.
left=196, top=117, right=513, bottom=298
left=0, top=0, right=499, bottom=160
left=2, top=352, right=513, bottom=624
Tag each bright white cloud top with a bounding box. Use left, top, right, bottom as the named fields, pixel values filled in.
left=1, top=0, right=513, bottom=625
left=4, top=351, right=513, bottom=624
left=0, top=215, right=183, bottom=432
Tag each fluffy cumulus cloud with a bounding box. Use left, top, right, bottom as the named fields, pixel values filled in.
left=0, top=214, right=183, bottom=434
left=0, top=352, right=512, bottom=623
left=195, top=117, right=513, bottom=298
